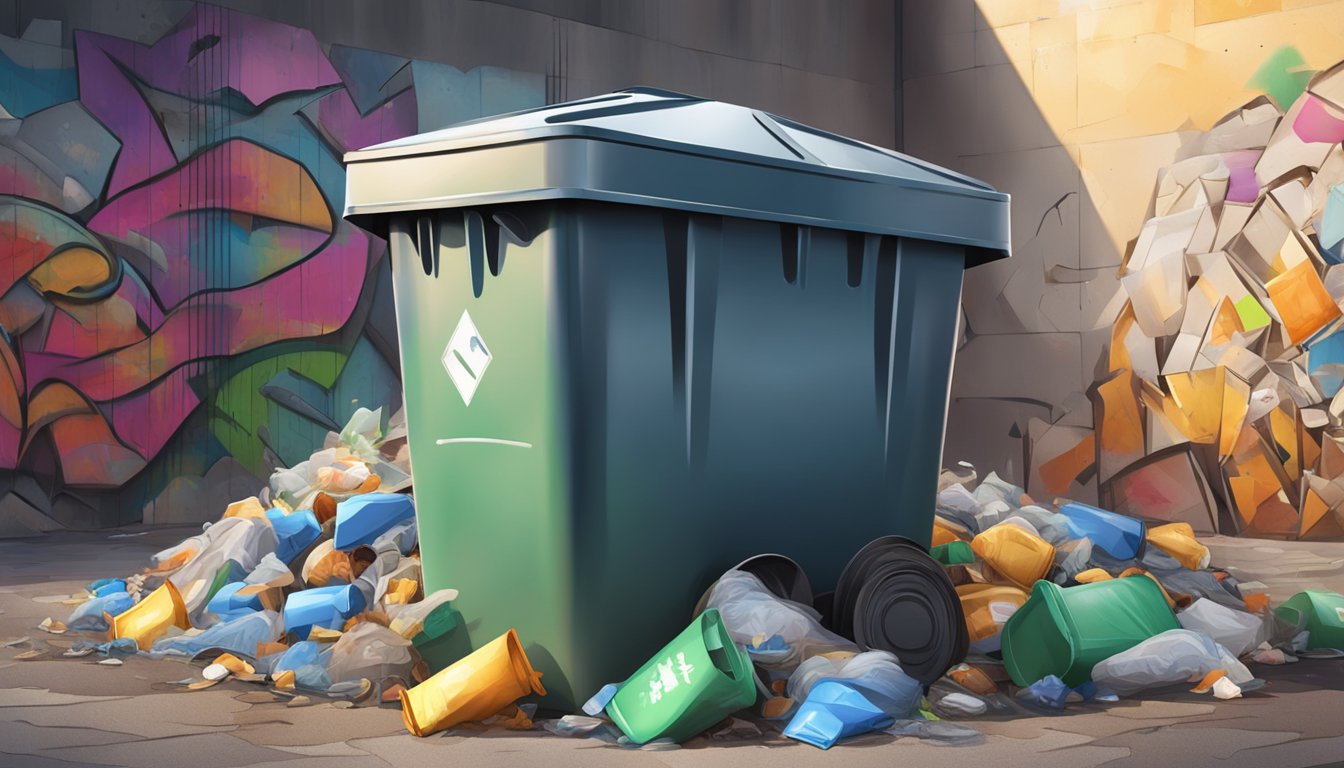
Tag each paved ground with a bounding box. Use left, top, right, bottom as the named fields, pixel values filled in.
left=2, top=528, right=1344, bottom=768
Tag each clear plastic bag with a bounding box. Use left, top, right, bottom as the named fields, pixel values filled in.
left=1090, top=629, right=1254, bottom=696
left=1177, top=599, right=1266, bottom=658
left=706, top=570, right=857, bottom=671
left=146, top=610, right=283, bottom=660
left=161, top=517, right=279, bottom=622
left=785, top=650, right=921, bottom=718
left=325, top=622, right=417, bottom=685
left=387, top=588, right=460, bottom=639
left=67, top=592, right=135, bottom=633
left=339, top=407, right=384, bottom=463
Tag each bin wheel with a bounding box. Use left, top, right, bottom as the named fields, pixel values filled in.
left=836, top=536, right=969, bottom=687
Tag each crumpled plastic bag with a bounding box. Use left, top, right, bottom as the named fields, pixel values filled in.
left=67, top=591, right=135, bottom=633
left=786, top=651, right=921, bottom=718
left=1017, top=674, right=1071, bottom=709
left=325, top=622, right=417, bottom=685
left=274, top=640, right=332, bottom=676
left=338, top=407, right=384, bottom=464
left=886, top=718, right=984, bottom=745
left=1090, top=629, right=1254, bottom=696
left=706, top=570, right=857, bottom=671
left=1177, top=598, right=1265, bottom=658
left=157, top=517, right=280, bottom=624
left=1010, top=505, right=1078, bottom=545
left=146, top=609, right=283, bottom=660
left=784, top=680, right=892, bottom=749
left=387, top=588, right=460, bottom=639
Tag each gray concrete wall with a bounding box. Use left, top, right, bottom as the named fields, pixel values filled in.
left=0, top=0, right=899, bottom=148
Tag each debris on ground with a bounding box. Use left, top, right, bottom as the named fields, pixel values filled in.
left=19, top=398, right=1344, bottom=753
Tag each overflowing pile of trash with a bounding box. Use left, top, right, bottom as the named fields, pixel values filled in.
left=1074, top=60, right=1344, bottom=540
left=531, top=463, right=1344, bottom=750
left=22, top=443, right=1344, bottom=752
left=25, top=408, right=458, bottom=708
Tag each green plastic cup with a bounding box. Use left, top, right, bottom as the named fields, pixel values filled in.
left=605, top=608, right=757, bottom=744
left=1276, top=591, right=1344, bottom=650
left=1001, top=577, right=1178, bottom=687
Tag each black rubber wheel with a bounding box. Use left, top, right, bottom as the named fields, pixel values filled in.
left=833, top=535, right=927, bottom=641
left=851, top=546, right=969, bottom=686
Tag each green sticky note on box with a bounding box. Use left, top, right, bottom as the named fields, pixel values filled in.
left=1234, top=295, right=1271, bottom=331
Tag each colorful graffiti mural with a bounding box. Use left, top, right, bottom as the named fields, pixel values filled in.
left=0, top=7, right=544, bottom=533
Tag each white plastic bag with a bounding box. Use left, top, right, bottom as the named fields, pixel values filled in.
left=1091, top=629, right=1254, bottom=696
left=339, top=407, right=384, bottom=463
left=706, top=570, right=857, bottom=671
left=1177, top=599, right=1265, bottom=658
left=786, top=650, right=921, bottom=718
left=325, top=622, right=416, bottom=684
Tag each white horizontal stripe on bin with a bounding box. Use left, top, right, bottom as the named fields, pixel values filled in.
left=435, top=438, right=533, bottom=448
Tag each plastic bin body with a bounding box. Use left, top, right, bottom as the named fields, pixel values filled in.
left=346, top=89, right=1011, bottom=708
left=386, top=203, right=967, bottom=706
left=1000, top=578, right=1178, bottom=687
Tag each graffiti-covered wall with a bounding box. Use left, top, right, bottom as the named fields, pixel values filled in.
left=0, top=6, right=544, bottom=533
left=0, top=0, right=900, bottom=534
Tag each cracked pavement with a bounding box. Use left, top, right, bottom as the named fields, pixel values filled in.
left=2, top=528, right=1343, bottom=768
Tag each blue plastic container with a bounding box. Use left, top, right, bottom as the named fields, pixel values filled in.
left=89, top=578, right=128, bottom=598
left=282, top=585, right=366, bottom=639
left=1058, top=501, right=1145, bottom=560
left=207, top=582, right=264, bottom=622
left=265, top=508, right=322, bottom=563
left=334, top=493, right=416, bottom=551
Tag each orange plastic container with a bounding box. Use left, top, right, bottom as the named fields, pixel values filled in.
left=932, top=516, right=970, bottom=547
left=956, top=583, right=1029, bottom=645
left=969, top=524, right=1055, bottom=590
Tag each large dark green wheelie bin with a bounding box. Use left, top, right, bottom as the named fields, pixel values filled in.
left=343, top=88, right=1011, bottom=709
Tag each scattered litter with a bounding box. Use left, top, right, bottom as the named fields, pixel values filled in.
left=934, top=692, right=987, bottom=717
left=541, top=715, right=608, bottom=738
left=109, top=531, right=149, bottom=538
left=202, top=663, right=230, bottom=681
left=287, top=695, right=313, bottom=708
left=97, top=657, right=123, bottom=667
left=887, top=718, right=984, bottom=745
left=1212, top=677, right=1243, bottom=700
left=37, top=618, right=67, bottom=635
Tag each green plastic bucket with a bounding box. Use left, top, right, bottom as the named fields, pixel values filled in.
left=1276, top=591, right=1344, bottom=650
left=1000, top=578, right=1178, bottom=687
left=605, top=608, right=757, bottom=744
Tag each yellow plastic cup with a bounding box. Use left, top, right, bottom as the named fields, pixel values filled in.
left=399, top=628, right=546, bottom=737
left=108, top=580, right=190, bottom=649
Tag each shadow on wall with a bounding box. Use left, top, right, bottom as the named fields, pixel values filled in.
left=925, top=2, right=1109, bottom=508
left=0, top=5, right=544, bottom=535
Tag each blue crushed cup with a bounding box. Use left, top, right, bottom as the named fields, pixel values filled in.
left=783, top=680, right=894, bottom=749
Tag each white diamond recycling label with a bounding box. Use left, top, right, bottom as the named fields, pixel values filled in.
left=442, top=310, right=492, bottom=406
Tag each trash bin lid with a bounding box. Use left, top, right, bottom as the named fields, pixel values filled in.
left=344, top=87, right=1010, bottom=266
